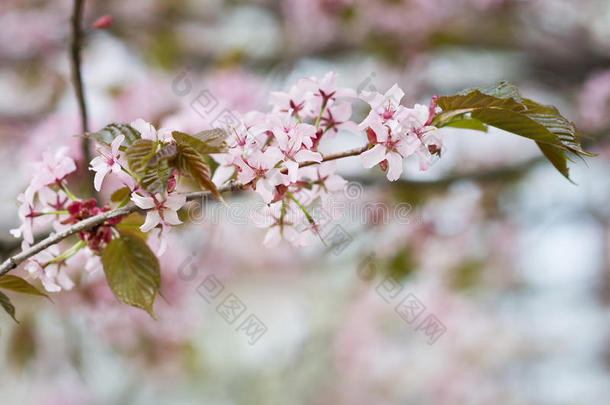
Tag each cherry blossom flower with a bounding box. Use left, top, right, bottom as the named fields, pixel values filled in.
left=89, top=134, right=127, bottom=191
left=24, top=245, right=74, bottom=293
left=270, top=122, right=322, bottom=182
left=131, top=192, right=187, bottom=232
left=130, top=118, right=173, bottom=143
left=299, top=161, right=348, bottom=204
left=24, top=147, right=76, bottom=204
left=10, top=193, right=40, bottom=244
left=251, top=201, right=309, bottom=247
left=269, top=82, right=311, bottom=117
left=10, top=192, right=59, bottom=244
left=360, top=115, right=416, bottom=181
left=360, top=83, right=407, bottom=126
left=401, top=103, right=442, bottom=170
left=301, top=71, right=357, bottom=111
left=236, top=149, right=285, bottom=203
left=319, top=102, right=359, bottom=135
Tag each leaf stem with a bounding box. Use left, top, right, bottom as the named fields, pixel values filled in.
left=46, top=240, right=86, bottom=265
left=314, top=99, right=328, bottom=129
left=60, top=182, right=78, bottom=201
left=37, top=210, right=70, bottom=216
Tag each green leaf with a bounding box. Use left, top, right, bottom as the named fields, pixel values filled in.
left=125, top=140, right=172, bottom=194
left=125, top=139, right=156, bottom=172
left=444, top=117, right=488, bottom=132
left=437, top=81, right=525, bottom=112
left=147, top=143, right=178, bottom=167
left=0, top=290, right=18, bottom=323
left=536, top=142, right=571, bottom=181
left=470, top=108, right=561, bottom=145
left=175, top=142, right=222, bottom=200
left=110, top=187, right=131, bottom=203
left=522, top=98, right=592, bottom=156
left=0, top=275, right=49, bottom=300
left=83, top=123, right=141, bottom=147
left=434, top=81, right=593, bottom=181
left=172, top=129, right=228, bottom=156
left=115, top=212, right=148, bottom=240
left=101, top=231, right=161, bottom=317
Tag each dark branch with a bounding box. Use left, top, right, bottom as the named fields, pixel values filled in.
left=69, top=0, right=95, bottom=193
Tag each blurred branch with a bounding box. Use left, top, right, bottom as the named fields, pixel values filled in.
left=69, top=0, right=95, bottom=194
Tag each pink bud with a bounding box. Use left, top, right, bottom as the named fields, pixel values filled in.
left=92, top=15, right=113, bottom=30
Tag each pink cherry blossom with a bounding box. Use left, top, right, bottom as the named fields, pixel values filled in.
left=10, top=192, right=58, bottom=244
left=236, top=149, right=285, bottom=203
left=130, top=118, right=173, bottom=143
left=24, top=245, right=74, bottom=293
left=303, top=71, right=357, bottom=106
left=269, top=82, right=312, bottom=118
left=360, top=115, right=416, bottom=181
left=401, top=104, right=442, bottom=170
left=300, top=161, right=348, bottom=203
left=131, top=192, right=187, bottom=232
left=89, top=134, right=127, bottom=191
left=270, top=122, right=322, bottom=182
left=10, top=193, right=39, bottom=244
left=24, top=147, right=76, bottom=204
left=360, top=83, right=406, bottom=122
left=251, top=201, right=310, bottom=247
left=320, top=102, right=359, bottom=135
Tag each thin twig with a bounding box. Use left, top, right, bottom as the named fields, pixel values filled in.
left=282, top=145, right=368, bottom=173
left=69, top=0, right=95, bottom=192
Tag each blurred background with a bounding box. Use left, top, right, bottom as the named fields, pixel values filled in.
left=1, top=0, right=610, bottom=404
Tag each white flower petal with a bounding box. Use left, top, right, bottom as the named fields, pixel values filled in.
left=361, top=144, right=387, bottom=169
left=162, top=209, right=182, bottom=226
left=164, top=194, right=186, bottom=211
left=131, top=193, right=155, bottom=209
left=140, top=211, right=161, bottom=232
left=294, top=150, right=322, bottom=163
left=93, top=166, right=110, bottom=191
left=111, top=134, right=125, bottom=156
left=386, top=152, right=404, bottom=181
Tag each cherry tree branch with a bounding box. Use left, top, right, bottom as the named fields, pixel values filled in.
left=0, top=146, right=370, bottom=277
left=69, top=0, right=95, bottom=193
left=300, top=146, right=368, bottom=168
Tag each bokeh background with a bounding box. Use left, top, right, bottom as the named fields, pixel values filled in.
left=1, top=0, right=610, bottom=404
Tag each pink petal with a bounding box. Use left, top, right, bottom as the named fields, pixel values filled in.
left=140, top=210, right=161, bottom=232
left=93, top=166, right=110, bottom=191
left=131, top=193, right=155, bottom=209
left=263, top=226, right=281, bottom=247
left=294, top=150, right=322, bottom=163
left=385, top=84, right=405, bottom=107
left=165, top=194, right=186, bottom=211
left=111, top=134, right=125, bottom=156
left=361, top=144, right=387, bottom=169
left=162, top=209, right=182, bottom=226
left=284, top=159, right=299, bottom=183
left=386, top=152, right=404, bottom=181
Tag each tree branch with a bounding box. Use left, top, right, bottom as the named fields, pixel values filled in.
left=69, top=0, right=95, bottom=192
left=0, top=146, right=371, bottom=276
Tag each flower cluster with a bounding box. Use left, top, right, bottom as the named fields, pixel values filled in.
left=10, top=72, right=442, bottom=293
left=212, top=72, right=441, bottom=245
left=360, top=84, right=442, bottom=179
left=9, top=149, right=115, bottom=291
